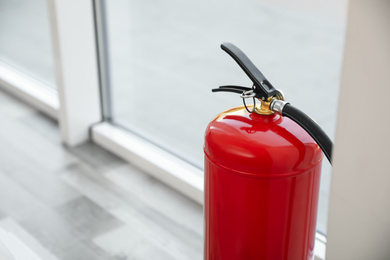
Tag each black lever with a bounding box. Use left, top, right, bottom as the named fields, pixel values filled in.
left=212, top=85, right=252, bottom=95
left=219, top=43, right=277, bottom=100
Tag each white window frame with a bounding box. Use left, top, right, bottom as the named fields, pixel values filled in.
left=48, top=0, right=101, bottom=147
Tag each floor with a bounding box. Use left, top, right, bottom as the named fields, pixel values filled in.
left=0, top=88, right=203, bottom=259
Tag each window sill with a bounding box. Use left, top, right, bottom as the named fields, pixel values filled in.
left=91, top=122, right=204, bottom=204
left=0, top=61, right=58, bottom=119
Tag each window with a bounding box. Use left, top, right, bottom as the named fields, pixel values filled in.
left=97, top=0, right=346, bottom=234
left=0, top=0, right=56, bottom=88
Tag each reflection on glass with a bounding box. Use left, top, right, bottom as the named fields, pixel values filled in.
left=0, top=0, right=56, bottom=88
left=102, top=0, right=346, bottom=234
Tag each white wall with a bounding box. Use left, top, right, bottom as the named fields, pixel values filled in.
left=326, top=0, right=390, bottom=259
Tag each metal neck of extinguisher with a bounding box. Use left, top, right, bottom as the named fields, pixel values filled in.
left=213, top=43, right=333, bottom=164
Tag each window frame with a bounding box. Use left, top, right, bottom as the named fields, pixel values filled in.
left=48, top=0, right=101, bottom=146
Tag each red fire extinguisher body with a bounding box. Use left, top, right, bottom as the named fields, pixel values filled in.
left=204, top=106, right=323, bottom=260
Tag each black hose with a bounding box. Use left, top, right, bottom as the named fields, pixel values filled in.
left=282, top=104, right=333, bottom=164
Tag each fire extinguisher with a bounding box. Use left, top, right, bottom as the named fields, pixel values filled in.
left=204, top=43, right=333, bottom=260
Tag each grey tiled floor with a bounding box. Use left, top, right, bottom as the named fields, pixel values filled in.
left=0, top=89, right=203, bottom=259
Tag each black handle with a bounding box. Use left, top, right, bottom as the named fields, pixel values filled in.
left=221, top=43, right=277, bottom=100
left=282, top=104, right=333, bottom=164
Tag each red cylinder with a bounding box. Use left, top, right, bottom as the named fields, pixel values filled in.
left=204, top=106, right=323, bottom=260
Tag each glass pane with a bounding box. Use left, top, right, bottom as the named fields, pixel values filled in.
left=101, top=0, right=347, bottom=234
left=0, top=0, right=56, bottom=88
